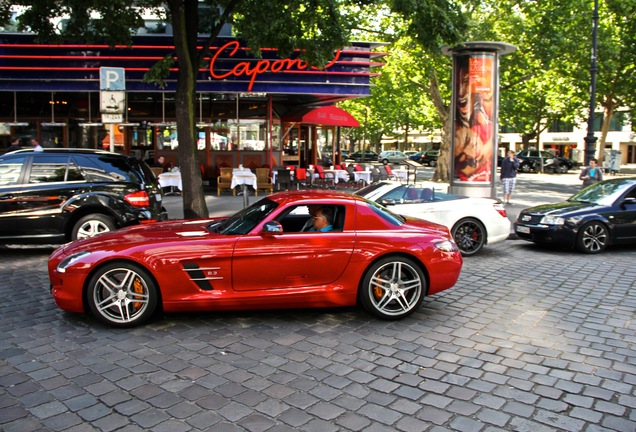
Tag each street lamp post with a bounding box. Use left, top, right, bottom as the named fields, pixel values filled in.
left=584, top=0, right=599, bottom=166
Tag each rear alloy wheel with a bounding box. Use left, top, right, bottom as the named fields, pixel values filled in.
left=520, top=163, right=532, bottom=173
left=72, top=214, right=116, bottom=240
left=428, top=160, right=437, bottom=167
left=359, top=256, right=425, bottom=320
left=452, top=218, right=486, bottom=256
left=86, top=262, right=158, bottom=327
left=576, top=221, right=608, bottom=254
left=382, top=159, right=389, bottom=165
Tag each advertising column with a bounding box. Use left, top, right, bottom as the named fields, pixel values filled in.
left=443, top=42, right=516, bottom=198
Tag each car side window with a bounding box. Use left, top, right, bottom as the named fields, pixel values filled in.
left=28, top=155, right=84, bottom=184
left=0, top=156, right=27, bottom=185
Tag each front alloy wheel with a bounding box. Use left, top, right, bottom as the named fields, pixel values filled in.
left=577, top=221, right=608, bottom=254
left=86, top=262, right=158, bottom=327
left=452, top=218, right=486, bottom=256
left=359, top=257, right=425, bottom=319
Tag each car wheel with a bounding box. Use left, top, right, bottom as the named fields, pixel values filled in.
left=576, top=221, right=608, bottom=254
left=452, top=218, right=486, bottom=256
left=359, top=256, right=425, bottom=320
left=86, top=262, right=158, bottom=327
left=520, top=163, right=532, bottom=173
left=559, top=165, right=569, bottom=173
left=72, top=214, right=116, bottom=240
left=381, top=159, right=389, bottom=165
left=428, top=160, right=437, bottom=167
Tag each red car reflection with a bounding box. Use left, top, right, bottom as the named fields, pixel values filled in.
left=49, top=190, right=462, bottom=327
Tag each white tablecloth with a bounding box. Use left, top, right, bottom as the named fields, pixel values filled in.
left=324, top=169, right=350, bottom=184
left=392, top=169, right=409, bottom=181
left=353, top=171, right=372, bottom=184
left=231, top=169, right=257, bottom=189
left=158, top=172, right=182, bottom=190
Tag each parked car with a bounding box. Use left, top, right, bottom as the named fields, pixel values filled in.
left=515, top=150, right=574, bottom=173
left=349, top=150, right=379, bottom=162
left=49, top=190, right=463, bottom=327
left=355, top=181, right=510, bottom=256
left=379, top=150, right=408, bottom=165
left=409, top=151, right=425, bottom=161
left=419, top=150, right=440, bottom=167
left=0, top=148, right=166, bottom=245
left=514, top=177, right=636, bottom=253
left=404, top=151, right=419, bottom=158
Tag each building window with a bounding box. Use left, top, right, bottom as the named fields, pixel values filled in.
left=548, top=119, right=574, bottom=133
left=594, top=111, right=629, bottom=132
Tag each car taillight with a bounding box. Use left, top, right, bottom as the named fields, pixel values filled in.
left=125, top=191, right=150, bottom=207
left=494, top=203, right=507, bottom=218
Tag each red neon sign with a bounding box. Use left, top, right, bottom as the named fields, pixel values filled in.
left=209, top=40, right=341, bottom=91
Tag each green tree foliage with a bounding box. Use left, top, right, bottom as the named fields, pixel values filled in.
left=2, top=0, right=467, bottom=215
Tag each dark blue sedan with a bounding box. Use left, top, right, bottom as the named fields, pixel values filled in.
left=514, top=177, right=636, bottom=253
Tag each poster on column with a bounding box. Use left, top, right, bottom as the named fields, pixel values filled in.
left=453, top=54, right=495, bottom=183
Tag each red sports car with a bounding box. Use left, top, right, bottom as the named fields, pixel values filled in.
left=49, top=190, right=463, bottom=327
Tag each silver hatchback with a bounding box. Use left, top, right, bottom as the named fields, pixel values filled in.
left=379, top=150, right=408, bottom=164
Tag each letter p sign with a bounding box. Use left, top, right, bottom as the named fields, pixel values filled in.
left=100, top=67, right=126, bottom=91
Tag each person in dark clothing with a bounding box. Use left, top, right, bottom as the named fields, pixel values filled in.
left=500, top=150, right=520, bottom=204
left=6, top=136, right=21, bottom=152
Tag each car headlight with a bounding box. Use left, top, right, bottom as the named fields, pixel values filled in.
left=57, top=251, right=91, bottom=273
left=539, top=215, right=565, bottom=225
left=434, top=240, right=459, bottom=252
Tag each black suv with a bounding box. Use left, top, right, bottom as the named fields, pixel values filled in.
left=515, top=150, right=574, bottom=173
left=0, top=149, right=167, bottom=245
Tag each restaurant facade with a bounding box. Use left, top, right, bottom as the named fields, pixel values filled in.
left=0, top=32, right=383, bottom=178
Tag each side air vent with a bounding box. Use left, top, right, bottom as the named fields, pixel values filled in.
left=182, top=263, right=223, bottom=291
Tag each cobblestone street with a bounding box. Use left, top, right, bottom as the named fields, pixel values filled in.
left=1, top=173, right=635, bottom=431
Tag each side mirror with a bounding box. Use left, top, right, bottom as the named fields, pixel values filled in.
left=621, top=197, right=636, bottom=206
left=379, top=198, right=396, bottom=206
left=262, top=221, right=283, bottom=234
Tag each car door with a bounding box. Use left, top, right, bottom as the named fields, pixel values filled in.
left=608, top=187, right=636, bottom=243
left=231, top=204, right=356, bottom=291
left=0, top=154, right=28, bottom=239
left=13, top=154, right=81, bottom=238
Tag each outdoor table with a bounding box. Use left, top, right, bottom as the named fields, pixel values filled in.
left=158, top=172, right=182, bottom=195
left=324, top=169, right=349, bottom=184
left=392, top=169, right=409, bottom=182
left=353, top=171, right=372, bottom=185
left=231, top=168, right=257, bottom=207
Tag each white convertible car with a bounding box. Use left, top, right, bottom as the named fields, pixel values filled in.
left=355, top=181, right=511, bottom=256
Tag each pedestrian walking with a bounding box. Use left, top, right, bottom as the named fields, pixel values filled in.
left=500, top=150, right=519, bottom=204
left=579, top=158, right=602, bottom=188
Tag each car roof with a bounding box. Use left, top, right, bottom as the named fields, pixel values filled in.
left=265, top=189, right=368, bottom=206
left=7, top=148, right=122, bottom=155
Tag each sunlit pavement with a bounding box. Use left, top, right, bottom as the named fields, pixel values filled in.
left=1, top=170, right=635, bottom=431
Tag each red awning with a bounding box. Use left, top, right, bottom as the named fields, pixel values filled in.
left=285, top=105, right=360, bottom=127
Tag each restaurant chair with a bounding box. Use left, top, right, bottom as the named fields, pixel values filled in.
left=384, top=165, right=399, bottom=181
left=150, top=167, right=164, bottom=178
left=294, top=168, right=308, bottom=189
left=275, top=169, right=292, bottom=190
left=217, top=167, right=235, bottom=196
left=314, top=165, right=335, bottom=188
left=255, top=167, right=273, bottom=196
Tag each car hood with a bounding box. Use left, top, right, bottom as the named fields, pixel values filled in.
left=520, top=200, right=598, bottom=216
left=60, top=218, right=226, bottom=253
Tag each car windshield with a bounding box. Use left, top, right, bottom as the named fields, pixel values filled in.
left=569, top=179, right=635, bottom=205
left=363, top=198, right=406, bottom=225
left=211, top=198, right=279, bottom=235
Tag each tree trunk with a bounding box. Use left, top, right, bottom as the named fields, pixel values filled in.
left=427, top=69, right=450, bottom=182
left=598, top=96, right=617, bottom=167
left=170, top=0, right=209, bottom=218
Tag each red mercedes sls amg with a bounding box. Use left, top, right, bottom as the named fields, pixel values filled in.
left=49, top=190, right=463, bottom=327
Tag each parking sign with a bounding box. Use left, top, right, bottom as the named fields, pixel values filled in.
left=99, top=67, right=125, bottom=91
